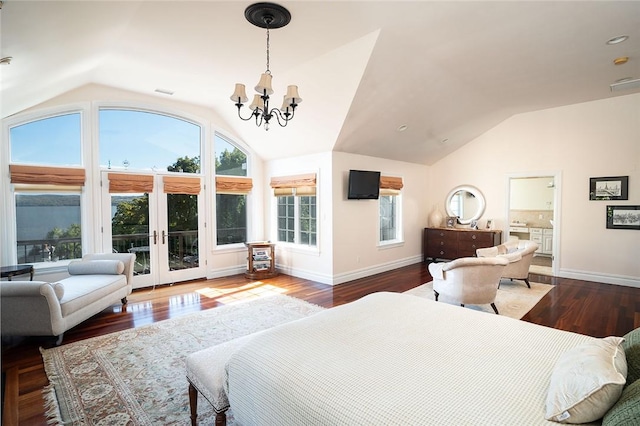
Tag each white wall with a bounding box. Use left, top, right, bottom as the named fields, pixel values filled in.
left=331, top=152, right=428, bottom=284
left=428, top=93, right=640, bottom=287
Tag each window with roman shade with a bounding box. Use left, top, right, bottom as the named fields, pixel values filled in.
left=379, top=175, right=403, bottom=244
left=271, top=173, right=317, bottom=246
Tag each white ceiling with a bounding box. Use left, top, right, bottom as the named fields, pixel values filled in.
left=1, top=1, right=639, bottom=165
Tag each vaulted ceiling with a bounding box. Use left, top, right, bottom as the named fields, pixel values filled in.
left=2, top=1, right=639, bottom=165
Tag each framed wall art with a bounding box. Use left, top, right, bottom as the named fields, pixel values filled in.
left=606, top=205, right=640, bottom=230
left=446, top=216, right=457, bottom=228
left=590, top=176, right=628, bottom=200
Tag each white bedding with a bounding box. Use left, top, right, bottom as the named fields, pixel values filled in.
left=225, top=292, right=595, bottom=425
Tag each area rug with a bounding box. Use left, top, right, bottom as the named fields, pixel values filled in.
left=41, top=294, right=324, bottom=425
left=404, top=278, right=554, bottom=319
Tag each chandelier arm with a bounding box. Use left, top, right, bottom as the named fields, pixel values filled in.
left=269, top=108, right=293, bottom=128
left=236, top=104, right=260, bottom=122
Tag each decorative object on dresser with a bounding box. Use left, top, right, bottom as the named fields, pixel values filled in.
left=428, top=204, right=444, bottom=227
left=423, top=227, right=502, bottom=262
left=245, top=242, right=277, bottom=279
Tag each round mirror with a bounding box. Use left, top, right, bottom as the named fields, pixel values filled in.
left=445, top=185, right=486, bottom=225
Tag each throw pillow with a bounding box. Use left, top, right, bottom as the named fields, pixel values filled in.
left=622, top=327, right=640, bottom=385
left=602, top=379, right=640, bottom=425
left=545, top=336, right=627, bottom=424
left=68, top=259, right=125, bottom=275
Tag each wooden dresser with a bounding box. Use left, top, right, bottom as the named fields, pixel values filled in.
left=423, top=227, right=502, bottom=262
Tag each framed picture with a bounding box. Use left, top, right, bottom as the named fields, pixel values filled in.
left=470, top=219, right=478, bottom=229
left=606, top=205, right=640, bottom=230
left=486, top=219, right=493, bottom=229
left=590, top=176, right=628, bottom=200
left=446, top=216, right=457, bottom=228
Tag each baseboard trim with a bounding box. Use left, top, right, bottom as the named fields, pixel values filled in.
left=558, top=268, right=640, bottom=288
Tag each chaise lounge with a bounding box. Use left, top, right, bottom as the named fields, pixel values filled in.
left=1, top=253, right=135, bottom=344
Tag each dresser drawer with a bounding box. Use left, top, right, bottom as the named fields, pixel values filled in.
left=458, top=231, right=493, bottom=245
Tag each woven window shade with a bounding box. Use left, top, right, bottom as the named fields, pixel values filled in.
left=216, top=176, right=253, bottom=194
left=273, top=186, right=316, bottom=196
left=10, top=165, right=86, bottom=186
left=270, top=173, right=316, bottom=189
left=380, top=175, right=403, bottom=190
left=108, top=173, right=154, bottom=193
left=163, top=176, right=201, bottom=195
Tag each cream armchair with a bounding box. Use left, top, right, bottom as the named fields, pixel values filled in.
left=476, top=240, right=539, bottom=288
left=428, top=256, right=509, bottom=314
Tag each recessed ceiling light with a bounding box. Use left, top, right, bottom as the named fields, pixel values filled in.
left=613, top=56, right=629, bottom=65
left=155, top=88, right=174, bottom=95
left=397, top=125, right=408, bottom=132
left=441, top=138, right=449, bottom=144
left=606, top=35, right=629, bottom=45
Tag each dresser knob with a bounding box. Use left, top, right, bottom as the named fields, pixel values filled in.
left=440, top=250, right=444, bottom=255
left=472, top=244, right=476, bottom=249
left=472, top=235, right=477, bottom=239
left=439, top=232, right=444, bottom=237
left=440, top=241, right=444, bottom=245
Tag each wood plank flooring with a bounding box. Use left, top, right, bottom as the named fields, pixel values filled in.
left=2, top=263, right=639, bottom=425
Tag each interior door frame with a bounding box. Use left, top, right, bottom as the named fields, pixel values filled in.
left=505, top=171, right=562, bottom=277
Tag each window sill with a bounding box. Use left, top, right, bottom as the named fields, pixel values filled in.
left=276, top=242, right=320, bottom=256
left=378, top=240, right=404, bottom=250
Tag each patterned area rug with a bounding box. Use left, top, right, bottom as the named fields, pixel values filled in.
left=404, top=278, right=554, bottom=319
left=41, top=294, right=324, bottom=425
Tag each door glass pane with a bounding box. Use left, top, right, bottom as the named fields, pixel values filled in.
left=167, top=193, right=199, bottom=270
left=15, top=193, right=82, bottom=264
left=111, top=193, right=150, bottom=275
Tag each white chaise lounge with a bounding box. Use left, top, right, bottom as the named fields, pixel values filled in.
left=1, top=253, right=135, bottom=344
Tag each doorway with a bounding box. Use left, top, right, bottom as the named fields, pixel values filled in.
left=101, top=171, right=205, bottom=289
left=506, top=173, right=561, bottom=277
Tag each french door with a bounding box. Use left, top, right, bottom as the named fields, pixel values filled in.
left=101, top=171, right=205, bottom=289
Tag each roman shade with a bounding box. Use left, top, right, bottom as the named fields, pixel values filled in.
left=108, top=173, right=154, bottom=193
left=270, top=173, right=316, bottom=196
left=380, top=175, right=403, bottom=196
left=10, top=165, right=86, bottom=186
left=216, top=176, right=253, bottom=194
left=163, top=176, right=201, bottom=195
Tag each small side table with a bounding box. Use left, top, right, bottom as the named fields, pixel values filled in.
left=1, top=265, right=35, bottom=281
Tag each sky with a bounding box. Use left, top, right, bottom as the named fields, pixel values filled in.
left=10, top=110, right=201, bottom=171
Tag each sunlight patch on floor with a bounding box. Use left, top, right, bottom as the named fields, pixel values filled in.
left=196, top=281, right=287, bottom=304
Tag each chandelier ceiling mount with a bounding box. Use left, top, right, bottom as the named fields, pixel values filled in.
left=230, top=2, right=301, bottom=131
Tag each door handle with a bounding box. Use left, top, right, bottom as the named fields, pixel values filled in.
left=152, top=230, right=157, bottom=245
left=162, top=230, right=166, bottom=244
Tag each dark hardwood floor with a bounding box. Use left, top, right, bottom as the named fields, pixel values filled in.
left=2, top=263, right=639, bottom=425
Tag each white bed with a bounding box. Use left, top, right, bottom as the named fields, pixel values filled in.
left=222, top=292, right=603, bottom=425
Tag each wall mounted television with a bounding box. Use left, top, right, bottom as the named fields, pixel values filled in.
left=348, top=170, right=381, bottom=199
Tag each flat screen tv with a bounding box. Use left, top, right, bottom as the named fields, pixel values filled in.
left=348, top=170, right=381, bottom=199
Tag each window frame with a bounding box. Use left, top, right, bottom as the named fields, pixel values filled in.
left=275, top=192, right=318, bottom=248
left=213, top=132, right=252, bottom=249
left=378, top=192, right=403, bottom=247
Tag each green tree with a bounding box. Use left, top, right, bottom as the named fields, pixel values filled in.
left=216, top=148, right=246, bottom=176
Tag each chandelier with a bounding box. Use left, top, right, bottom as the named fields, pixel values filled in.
left=230, top=2, right=302, bottom=131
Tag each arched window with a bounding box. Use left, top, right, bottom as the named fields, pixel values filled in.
left=99, top=109, right=201, bottom=172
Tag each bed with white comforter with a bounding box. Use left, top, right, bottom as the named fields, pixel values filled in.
left=223, top=291, right=611, bottom=425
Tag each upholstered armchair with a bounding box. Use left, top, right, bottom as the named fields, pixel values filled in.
left=476, top=240, right=539, bottom=288
left=428, top=256, right=509, bottom=314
